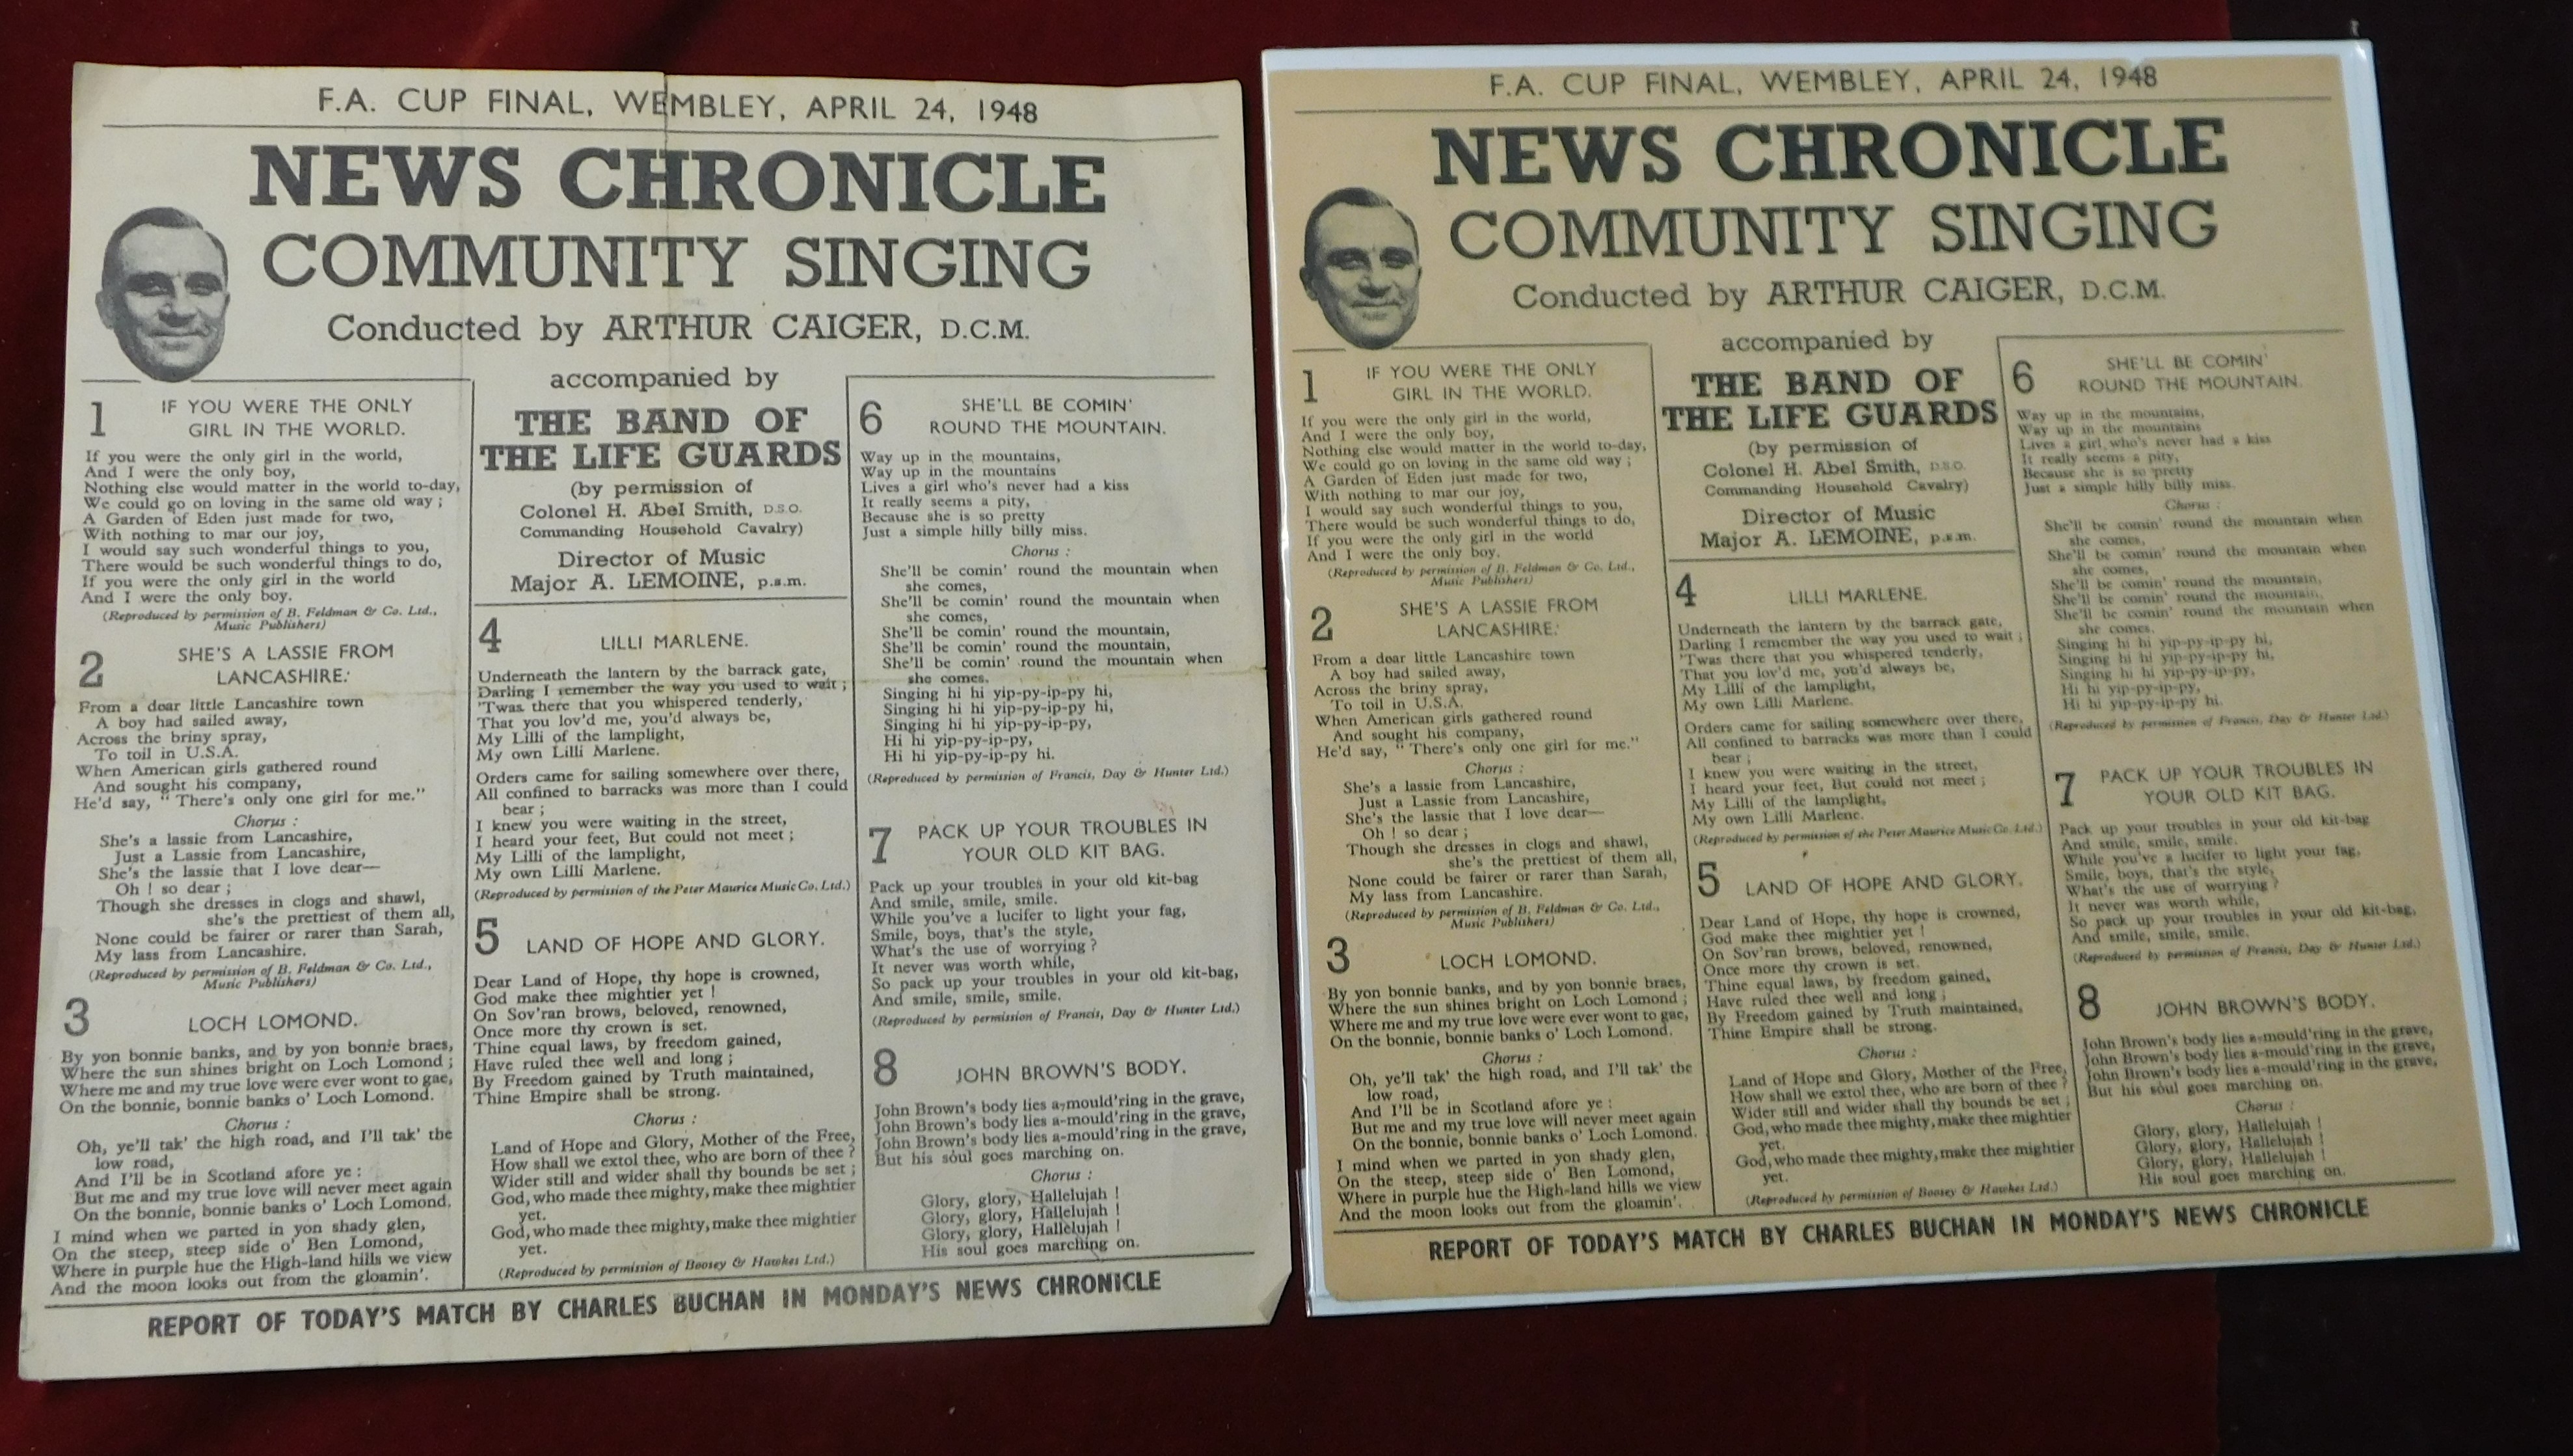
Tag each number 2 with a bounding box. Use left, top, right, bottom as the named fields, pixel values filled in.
left=77, top=651, right=103, bottom=689
left=1310, top=606, right=1334, bottom=642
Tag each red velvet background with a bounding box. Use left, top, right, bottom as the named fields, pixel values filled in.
left=0, top=3, right=2228, bottom=1451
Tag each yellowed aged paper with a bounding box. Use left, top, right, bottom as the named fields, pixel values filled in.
left=26, top=63, right=1286, bottom=1377
left=1265, top=42, right=2510, bottom=1312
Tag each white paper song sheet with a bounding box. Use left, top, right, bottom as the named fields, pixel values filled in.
left=25, top=63, right=1288, bottom=1377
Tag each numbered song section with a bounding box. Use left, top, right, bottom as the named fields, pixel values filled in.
left=2004, top=330, right=2483, bottom=1220
left=849, top=373, right=1279, bottom=1274
left=1287, top=344, right=1716, bottom=1297
left=39, top=381, right=472, bottom=1304
left=463, top=381, right=861, bottom=1289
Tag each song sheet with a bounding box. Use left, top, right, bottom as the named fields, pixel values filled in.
left=25, top=64, right=1288, bottom=1376
left=1264, top=42, right=2512, bottom=1313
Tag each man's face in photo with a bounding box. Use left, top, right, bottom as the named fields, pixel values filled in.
left=98, top=224, right=228, bottom=381
left=1302, top=203, right=1419, bottom=350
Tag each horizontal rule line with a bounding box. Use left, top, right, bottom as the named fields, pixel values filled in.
left=41, top=1249, right=1260, bottom=1308
left=80, top=376, right=469, bottom=385
left=839, top=373, right=1209, bottom=381
left=1332, top=1178, right=2460, bottom=1235
left=1996, top=328, right=2345, bottom=341
left=1293, top=342, right=1652, bottom=353
left=1660, top=547, right=2018, bottom=565
left=667, top=131, right=1222, bottom=144
left=1289, top=94, right=2335, bottom=116
left=468, top=595, right=850, bottom=607
left=100, top=124, right=1217, bottom=144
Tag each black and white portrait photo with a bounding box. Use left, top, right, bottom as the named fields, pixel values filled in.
left=96, top=207, right=229, bottom=381
left=1299, top=187, right=1419, bottom=350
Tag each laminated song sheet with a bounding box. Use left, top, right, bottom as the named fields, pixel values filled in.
left=1263, top=42, right=2512, bottom=1314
